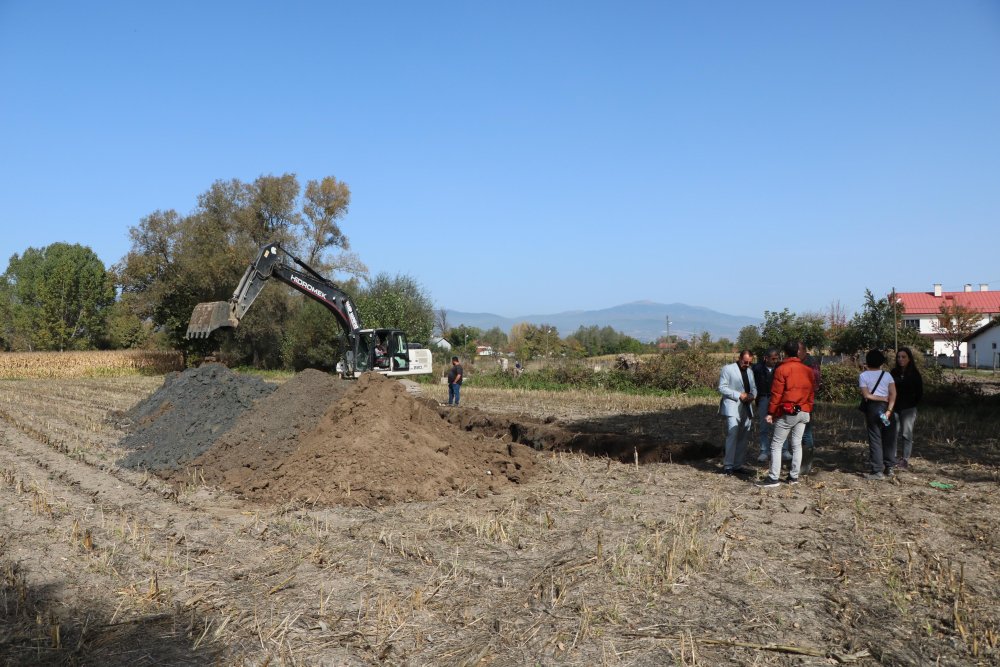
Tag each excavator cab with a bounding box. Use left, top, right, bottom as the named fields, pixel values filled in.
left=351, top=329, right=410, bottom=376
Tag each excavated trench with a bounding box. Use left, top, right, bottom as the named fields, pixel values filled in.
left=430, top=405, right=721, bottom=464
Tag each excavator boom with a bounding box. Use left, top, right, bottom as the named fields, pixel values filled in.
left=183, top=242, right=432, bottom=379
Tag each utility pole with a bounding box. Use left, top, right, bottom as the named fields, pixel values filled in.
left=665, top=314, right=671, bottom=343
left=892, top=287, right=898, bottom=352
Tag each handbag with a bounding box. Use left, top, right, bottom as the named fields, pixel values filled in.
left=858, top=370, right=885, bottom=412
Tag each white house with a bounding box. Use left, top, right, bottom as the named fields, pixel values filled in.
left=429, top=336, right=452, bottom=351
left=964, top=319, right=1000, bottom=370
left=896, top=283, right=1000, bottom=366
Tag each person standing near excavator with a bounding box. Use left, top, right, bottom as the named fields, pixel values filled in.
left=447, top=356, right=464, bottom=406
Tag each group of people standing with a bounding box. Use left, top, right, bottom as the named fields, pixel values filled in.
left=718, top=341, right=819, bottom=487
left=717, top=342, right=922, bottom=486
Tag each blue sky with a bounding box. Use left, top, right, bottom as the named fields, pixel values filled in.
left=2, top=1, right=998, bottom=322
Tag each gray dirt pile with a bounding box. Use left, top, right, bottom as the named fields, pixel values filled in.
left=117, top=364, right=275, bottom=471
left=186, top=372, right=536, bottom=506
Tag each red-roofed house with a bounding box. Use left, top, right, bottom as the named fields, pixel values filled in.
left=897, top=283, right=1000, bottom=365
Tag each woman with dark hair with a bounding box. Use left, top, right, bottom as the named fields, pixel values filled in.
left=859, top=349, right=897, bottom=480
left=891, top=347, right=923, bottom=469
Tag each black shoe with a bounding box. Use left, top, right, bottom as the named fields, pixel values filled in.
left=755, top=476, right=781, bottom=488
left=786, top=475, right=800, bottom=485
left=734, top=466, right=755, bottom=476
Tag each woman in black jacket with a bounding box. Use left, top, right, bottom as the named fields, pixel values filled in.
left=891, top=347, right=923, bottom=468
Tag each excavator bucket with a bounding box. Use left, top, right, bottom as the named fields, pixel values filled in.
left=186, top=301, right=237, bottom=339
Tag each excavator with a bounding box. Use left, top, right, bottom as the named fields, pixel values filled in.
left=186, top=242, right=433, bottom=378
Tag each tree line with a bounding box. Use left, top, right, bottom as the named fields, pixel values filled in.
left=440, top=323, right=652, bottom=361
left=0, top=174, right=434, bottom=370
left=734, top=291, right=983, bottom=359
left=2, top=172, right=984, bottom=367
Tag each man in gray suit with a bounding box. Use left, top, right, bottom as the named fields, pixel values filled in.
left=718, top=349, right=757, bottom=475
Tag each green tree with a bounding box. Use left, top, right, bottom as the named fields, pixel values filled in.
left=0, top=276, right=16, bottom=350
left=833, top=289, right=926, bottom=355
left=2, top=243, right=114, bottom=351
left=756, top=309, right=827, bottom=354
left=102, top=299, right=152, bottom=349
left=509, top=323, right=561, bottom=360
left=281, top=298, right=345, bottom=371
left=566, top=325, right=647, bottom=356
left=302, top=176, right=351, bottom=265
left=479, top=326, right=509, bottom=354
left=736, top=324, right=762, bottom=353
left=116, top=174, right=363, bottom=366
left=355, top=273, right=434, bottom=344
left=447, top=324, right=482, bottom=356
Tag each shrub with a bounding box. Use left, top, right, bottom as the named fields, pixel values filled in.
left=816, top=360, right=860, bottom=404
left=468, top=350, right=722, bottom=395
left=631, top=349, right=718, bottom=392
left=817, top=357, right=990, bottom=407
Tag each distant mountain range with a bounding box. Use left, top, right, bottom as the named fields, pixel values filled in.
left=446, top=301, right=761, bottom=343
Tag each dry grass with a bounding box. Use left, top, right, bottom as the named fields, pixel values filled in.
left=0, top=375, right=998, bottom=665
left=0, top=349, right=183, bottom=379
left=422, top=384, right=713, bottom=421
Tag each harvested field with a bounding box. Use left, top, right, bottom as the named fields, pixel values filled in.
left=0, top=371, right=998, bottom=665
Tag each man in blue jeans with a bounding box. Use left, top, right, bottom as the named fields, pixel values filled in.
left=447, top=356, right=464, bottom=405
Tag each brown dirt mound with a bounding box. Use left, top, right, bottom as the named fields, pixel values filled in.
left=186, top=372, right=536, bottom=506
left=180, top=369, right=351, bottom=487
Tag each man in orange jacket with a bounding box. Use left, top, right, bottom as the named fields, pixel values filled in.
left=756, top=340, right=816, bottom=488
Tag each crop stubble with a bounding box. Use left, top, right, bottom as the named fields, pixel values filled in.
left=0, top=375, right=998, bottom=666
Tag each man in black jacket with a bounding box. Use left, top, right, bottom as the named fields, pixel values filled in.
left=752, top=348, right=779, bottom=462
